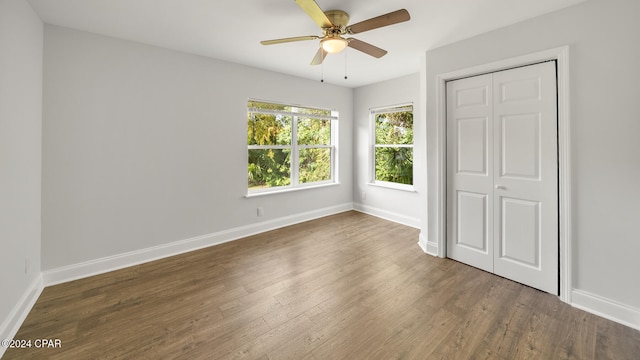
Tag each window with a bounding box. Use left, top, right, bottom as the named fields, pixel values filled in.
left=372, top=104, right=414, bottom=187
left=247, top=100, right=337, bottom=194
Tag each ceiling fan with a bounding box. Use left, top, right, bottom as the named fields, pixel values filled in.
left=260, top=0, right=410, bottom=65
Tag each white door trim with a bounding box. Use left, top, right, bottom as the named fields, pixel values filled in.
left=433, top=46, right=572, bottom=303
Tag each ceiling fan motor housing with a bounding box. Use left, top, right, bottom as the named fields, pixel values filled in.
left=324, top=10, right=350, bottom=29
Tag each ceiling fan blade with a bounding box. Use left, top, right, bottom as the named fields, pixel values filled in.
left=347, top=9, right=410, bottom=34
left=347, top=38, right=387, bottom=58
left=295, top=0, right=333, bottom=28
left=261, top=35, right=320, bottom=45
left=310, top=47, right=328, bottom=65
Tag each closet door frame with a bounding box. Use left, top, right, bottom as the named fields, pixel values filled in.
left=432, top=46, right=572, bottom=304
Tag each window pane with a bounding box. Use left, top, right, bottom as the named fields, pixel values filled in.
left=375, top=111, right=414, bottom=145
left=248, top=101, right=290, bottom=112
left=299, top=148, right=331, bottom=184
left=248, top=149, right=291, bottom=189
left=297, top=118, right=331, bottom=145
left=375, top=147, right=413, bottom=185
left=247, top=113, right=292, bottom=146
left=296, top=107, right=332, bottom=117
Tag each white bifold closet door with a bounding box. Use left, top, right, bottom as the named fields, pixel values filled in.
left=446, top=61, right=558, bottom=294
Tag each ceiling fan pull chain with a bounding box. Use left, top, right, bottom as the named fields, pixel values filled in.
left=344, top=49, right=348, bottom=80
left=321, top=61, right=324, bottom=83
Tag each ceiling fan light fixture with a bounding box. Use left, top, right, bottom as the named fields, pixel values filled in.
left=321, top=37, right=347, bottom=54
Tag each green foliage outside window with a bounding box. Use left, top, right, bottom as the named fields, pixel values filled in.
left=374, top=108, right=413, bottom=185
left=299, top=148, right=331, bottom=184
left=298, top=118, right=331, bottom=184
left=247, top=148, right=291, bottom=188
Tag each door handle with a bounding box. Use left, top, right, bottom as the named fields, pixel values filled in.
left=495, top=184, right=506, bottom=190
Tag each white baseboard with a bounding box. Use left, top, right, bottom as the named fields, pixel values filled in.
left=0, top=275, right=44, bottom=359
left=417, top=232, right=439, bottom=257
left=417, top=232, right=428, bottom=253
left=353, top=203, right=420, bottom=229
left=43, top=203, right=353, bottom=287
left=571, top=289, right=640, bottom=331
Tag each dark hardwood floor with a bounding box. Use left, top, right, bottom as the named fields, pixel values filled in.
left=4, top=211, right=640, bottom=359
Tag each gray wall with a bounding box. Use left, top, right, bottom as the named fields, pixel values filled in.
left=0, top=0, right=43, bottom=332
left=42, top=26, right=353, bottom=270
left=424, top=0, right=640, bottom=309
left=353, top=74, right=422, bottom=227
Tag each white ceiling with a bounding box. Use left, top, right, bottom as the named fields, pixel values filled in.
left=27, top=0, right=587, bottom=88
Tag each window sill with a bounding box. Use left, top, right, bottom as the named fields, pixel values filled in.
left=245, top=182, right=340, bottom=198
left=368, top=181, right=417, bottom=193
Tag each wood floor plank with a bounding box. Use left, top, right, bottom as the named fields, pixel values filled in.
left=384, top=307, right=464, bottom=359
left=4, top=211, right=640, bottom=359
left=595, top=317, right=640, bottom=360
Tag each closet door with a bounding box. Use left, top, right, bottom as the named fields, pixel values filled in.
left=492, top=62, right=558, bottom=293
left=446, top=73, right=494, bottom=273
left=446, top=62, right=558, bottom=294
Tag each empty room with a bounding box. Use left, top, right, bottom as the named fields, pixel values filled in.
left=1, top=0, right=639, bottom=358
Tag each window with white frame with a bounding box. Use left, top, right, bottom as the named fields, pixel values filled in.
left=371, top=104, right=414, bottom=186
left=247, top=100, right=337, bottom=194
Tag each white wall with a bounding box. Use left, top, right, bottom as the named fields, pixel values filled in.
left=0, top=0, right=43, bottom=345
left=42, top=26, right=353, bottom=272
left=424, top=0, right=640, bottom=318
left=353, top=74, right=421, bottom=227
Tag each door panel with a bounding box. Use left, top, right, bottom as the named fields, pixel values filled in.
left=457, top=117, right=488, bottom=175
left=456, top=85, right=489, bottom=108
left=498, top=76, right=541, bottom=103
left=500, top=113, right=540, bottom=179
left=446, top=62, right=558, bottom=294
left=456, top=191, right=488, bottom=253
left=499, top=197, right=540, bottom=267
